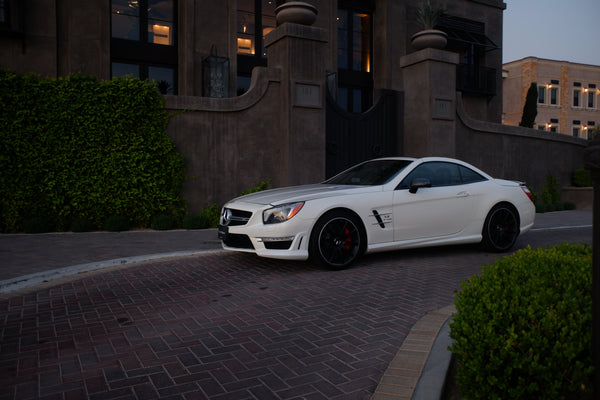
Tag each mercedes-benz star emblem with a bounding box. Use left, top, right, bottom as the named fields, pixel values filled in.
left=222, top=209, right=233, bottom=225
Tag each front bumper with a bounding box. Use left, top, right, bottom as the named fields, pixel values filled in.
left=218, top=222, right=311, bottom=261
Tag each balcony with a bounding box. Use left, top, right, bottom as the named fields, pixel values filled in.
left=456, top=64, right=496, bottom=97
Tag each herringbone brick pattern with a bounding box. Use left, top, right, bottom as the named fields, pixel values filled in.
left=0, top=248, right=485, bottom=399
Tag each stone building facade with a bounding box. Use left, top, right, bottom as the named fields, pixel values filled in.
left=1, top=0, right=505, bottom=120
left=1, top=1, right=589, bottom=210
left=503, top=57, right=600, bottom=138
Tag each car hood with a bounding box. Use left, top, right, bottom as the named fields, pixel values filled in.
left=231, top=184, right=380, bottom=206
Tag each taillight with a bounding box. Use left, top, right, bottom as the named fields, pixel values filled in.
left=521, top=186, right=534, bottom=203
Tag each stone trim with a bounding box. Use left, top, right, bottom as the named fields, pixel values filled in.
left=456, top=93, right=588, bottom=146
left=164, top=67, right=281, bottom=112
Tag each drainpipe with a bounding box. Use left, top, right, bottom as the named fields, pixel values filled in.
left=584, top=134, right=600, bottom=397
left=55, top=0, right=59, bottom=77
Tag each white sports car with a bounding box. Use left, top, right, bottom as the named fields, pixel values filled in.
left=218, top=157, right=535, bottom=269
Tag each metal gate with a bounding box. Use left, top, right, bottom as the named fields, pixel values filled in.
left=325, top=89, right=403, bottom=178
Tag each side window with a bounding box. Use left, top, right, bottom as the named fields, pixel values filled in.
left=397, top=162, right=485, bottom=190
left=397, top=164, right=434, bottom=190
left=458, top=165, right=486, bottom=183
left=430, top=163, right=461, bottom=186
left=397, top=162, right=460, bottom=189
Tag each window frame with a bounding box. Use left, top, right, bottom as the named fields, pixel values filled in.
left=236, top=0, right=276, bottom=95
left=537, top=85, right=545, bottom=104
left=549, top=86, right=559, bottom=105
left=110, top=0, right=178, bottom=94
left=336, top=4, right=374, bottom=113
left=585, top=88, right=595, bottom=109
left=573, top=87, right=581, bottom=108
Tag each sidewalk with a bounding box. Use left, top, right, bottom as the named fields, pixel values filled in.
left=0, top=229, right=222, bottom=294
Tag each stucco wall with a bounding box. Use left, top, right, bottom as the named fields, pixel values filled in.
left=456, top=93, right=588, bottom=192
left=165, top=67, right=286, bottom=212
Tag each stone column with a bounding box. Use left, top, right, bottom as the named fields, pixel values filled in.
left=400, top=48, right=459, bottom=158
left=264, top=7, right=328, bottom=185
left=584, top=135, right=600, bottom=397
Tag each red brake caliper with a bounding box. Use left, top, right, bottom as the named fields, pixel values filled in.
left=344, top=228, right=351, bottom=250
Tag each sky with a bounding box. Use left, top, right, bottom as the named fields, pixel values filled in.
left=503, top=0, right=600, bottom=66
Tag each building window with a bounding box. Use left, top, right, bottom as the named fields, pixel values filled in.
left=110, top=0, right=177, bottom=94
left=585, top=88, right=595, bottom=108
left=537, top=124, right=545, bottom=131
left=537, top=85, right=545, bottom=104
left=573, top=88, right=581, bottom=107
left=336, top=2, right=373, bottom=113
left=236, top=0, right=276, bottom=95
left=112, top=0, right=174, bottom=45
left=549, top=85, right=558, bottom=105
left=572, top=120, right=581, bottom=137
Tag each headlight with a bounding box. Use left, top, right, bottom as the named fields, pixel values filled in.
left=263, top=202, right=304, bottom=224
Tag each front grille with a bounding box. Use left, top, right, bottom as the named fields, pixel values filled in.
left=223, top=234, right=254, bottom=249
left=221, top=208, right=252, bottom=226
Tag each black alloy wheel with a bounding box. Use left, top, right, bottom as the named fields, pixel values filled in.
left=482, top=204, right=520, bottom=252
left=309, top=211, right=365, bottom=270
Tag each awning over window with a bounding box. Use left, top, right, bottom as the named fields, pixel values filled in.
left=442, top=27, right=499, bottom=50
left=437, top=15, right=499, bottom=51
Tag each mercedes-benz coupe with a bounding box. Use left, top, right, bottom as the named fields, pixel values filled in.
left=218, top=157, right=535, bottom=269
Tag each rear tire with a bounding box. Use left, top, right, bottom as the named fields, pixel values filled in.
left=309, top=210, right=366, bottom=270
left=481, top=204, right=519, bottom=252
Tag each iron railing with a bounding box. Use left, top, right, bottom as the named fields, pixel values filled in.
left=456, top=64, right=496, bottom=97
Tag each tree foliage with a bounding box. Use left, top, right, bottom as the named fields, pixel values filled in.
left=519, top=82, right=538, bottom=128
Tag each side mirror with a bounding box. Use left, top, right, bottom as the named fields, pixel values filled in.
left=409, top=178, right=432, bottom=194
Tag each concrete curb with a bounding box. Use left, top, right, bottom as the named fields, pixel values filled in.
left=0, top=249, right=224, bottom=295
left=371, top=304, right=456, bottom=400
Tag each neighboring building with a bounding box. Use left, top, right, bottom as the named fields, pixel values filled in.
left=0, top=0, right=505, bottom=121
left=503, top=57, right=600, bottom=138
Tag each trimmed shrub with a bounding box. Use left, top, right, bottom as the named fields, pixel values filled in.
left=70, top=218, right=96, bottom=233
left=540, top=173, right=560, bottom=204
left=182, top=213, right=207, bottom=230
left=241, top=179, right=271, bottom=196
left=572, top=168, right=592, bottom=187
left=449, top=244, right=593, bottom=399
left=23, top=216, right=54, bottom=234
left=563, top=201, right=576, bottom=210
left=151, top=214, right=176, bottom=230
left=534, top=201, right=546, bottom=213
left=201, top=204, right=221, bottom=228
left=0, top=69, right=185, bottom=232
left=104, top=215, right=130, bottom=232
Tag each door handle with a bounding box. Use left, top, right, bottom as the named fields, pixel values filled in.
left=456, top=191, right=469, bottom=198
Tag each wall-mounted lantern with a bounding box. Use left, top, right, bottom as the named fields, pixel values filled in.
left=203, top=45, right=229, bottom=98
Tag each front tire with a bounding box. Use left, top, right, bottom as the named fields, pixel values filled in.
left=481, top=204, right=519, bottom=252
left=309, top=210, right=365, bottom=270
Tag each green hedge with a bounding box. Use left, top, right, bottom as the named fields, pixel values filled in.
left=449, top=243, right=593, bottom=399
left=0, top=70, right=185, bottom=232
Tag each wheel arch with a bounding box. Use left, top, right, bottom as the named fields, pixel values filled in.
left=485, top=201, right=521, bottom=228
left=310, top=207, right=368, bottom=240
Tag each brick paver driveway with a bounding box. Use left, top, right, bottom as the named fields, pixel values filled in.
left=1, top=245, right=495, bottom=400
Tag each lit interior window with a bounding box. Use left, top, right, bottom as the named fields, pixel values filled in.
left=150, top=24, right=170, bottom=45
left=237, top=38, right=254, bottom=54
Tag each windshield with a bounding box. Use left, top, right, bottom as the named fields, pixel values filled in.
left=325, top=159, right=413, bottom=185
